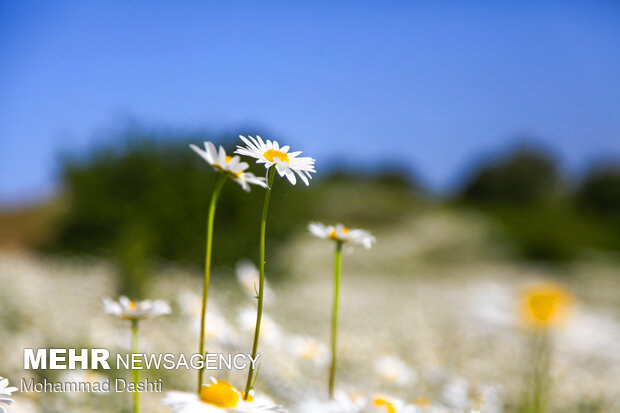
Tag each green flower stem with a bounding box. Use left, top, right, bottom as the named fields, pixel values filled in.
left=131, top=319, right=140, bottom=413
left=531, top=330, right=552, bottom=413
left=520, top=330, right=552, bottom=413
left=198, top=174, right=227, bottom=393
left=243, top=167, right=276, bottom=400
left=328, top=241, right=343, bottom=400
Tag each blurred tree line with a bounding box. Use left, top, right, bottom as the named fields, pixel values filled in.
left=44, top=130, right=620, bottom=296
left=458, top=146, right=620, bottom=261
left=46, top=131, right=419, bottom=296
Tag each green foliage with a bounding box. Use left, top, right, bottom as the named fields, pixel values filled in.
left=459, top=147, right=620, bottom=262
left=461, top=147, right=561, bottom=205
left=576, top=165, right=620, bottom=217
left=483, top=203, right=620, bottom=262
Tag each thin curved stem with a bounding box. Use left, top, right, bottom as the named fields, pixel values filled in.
left=328, top=241, right=343, bottom=400
left=131, top=319, right=140, bottom=413
left=198, top=174, right=227, bottom=393
left=532, top=331, right=551, bottom=413
left=243, top=167, right=276, bottom=399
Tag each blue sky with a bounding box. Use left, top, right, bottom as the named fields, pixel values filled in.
left=1, top=1, right=619, bottom=205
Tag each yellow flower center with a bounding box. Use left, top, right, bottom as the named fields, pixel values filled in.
left=199, top=380, right=240, bottom=408
left=530, top=294, right=557, bottom=321
left=300, top=341, right=320, bottom=360
left=523, top=285, right=571, bottom=327
left=329, top=226, right=349, bottom=241
left=129, top=301, right=136, bottom=311
left=373, top=397, right=396, bottom=413
left=263, top=149, right=289, bottom=163
left=214, top=158, right=243, bottom=177
left=413, top=397, right=430, bottom=406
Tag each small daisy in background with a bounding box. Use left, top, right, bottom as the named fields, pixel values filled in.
left=288, top=335, right=329, bottom=366
left=307, top=221, right=375, bottom=399
left=235, top=135, right=316, bottom=186
left=103, top=296, right=171, bottom=321
left=308, top=222, right=375, bottom=249
left=237, top=307, right=282, bottom=348
left=0, top=377, right=17, bottom=413
left=236, top=260, right=275, bottom=305
left=441, top=377, right=469, bottom=411
left=373, top=356, right=416, bottom=386
left=176, top=290, right=205, bottom=321
left=176, top=291, right=238, bottom=346
left=175, top=290, right=238, bottom=346
left=163, top=378, right=286, bottom=412
left=190, top=142, right=267, bottom=192
left=469, top=384, right=502, bottom=413
left=103, top=296, right=170, bottom=413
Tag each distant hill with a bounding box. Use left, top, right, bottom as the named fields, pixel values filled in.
left=0, top=199, right=65, bottom=249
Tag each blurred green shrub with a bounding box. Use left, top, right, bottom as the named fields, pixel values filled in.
left=461, top=147, right=561, bottom=205
left=459, top=146, right=620, bottom=262
left=481, top=204, right=620, bottom=262
left=576, top=164, right=620, bottom=217
left=47, top=131, right=420, bottom=294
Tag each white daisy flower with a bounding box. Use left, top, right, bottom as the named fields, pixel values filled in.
left=103, top=296, right=171, bottom=321
left=238, top=307, right=282, bottom=347
left=0, top=377, right=18, bottom=412
left=162, top=378, right=286, bottom=412
left=176, top=291, right=237, bottom=344
left=469, top=384, right=502, bottom=413
left=289, top=335, right=329, bottom=366
left=441, top=377, right=469, bottom=411
left=203, top=312, right=238, bottom=345
left=373, top=356, right=416, bottom=386
left=236, top=260, right=275, bottom=304
left=308, top=222, right=376, bottom=249
left=191, top=141, right=267, bottom=192
left=177, top=290, right=205, bottom=319
left=235, top=135, right=316, bottom=186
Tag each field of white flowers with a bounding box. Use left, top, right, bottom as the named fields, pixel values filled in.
left=1, top=208, right=619, bottom=413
